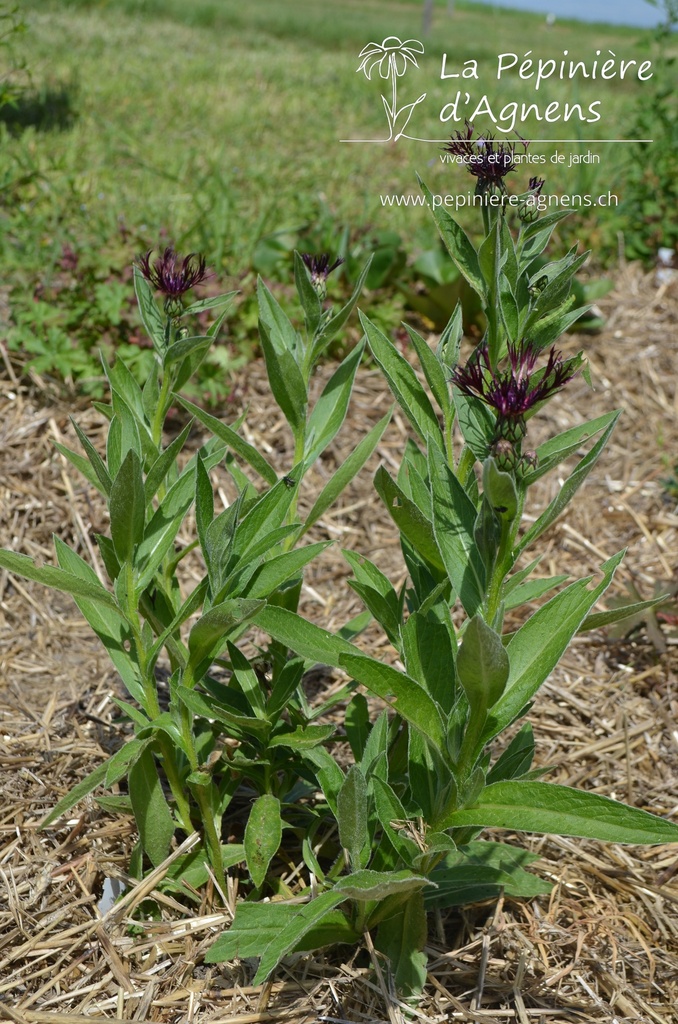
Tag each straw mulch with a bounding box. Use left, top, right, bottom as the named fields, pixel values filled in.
left=1, top=262, right=678, bottom=1024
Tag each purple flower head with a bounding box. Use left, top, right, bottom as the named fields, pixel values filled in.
left=301, top=253, right=345, bottom=292
left=136, top=246, right=209, bottom=302
left=452, top=341, right=577, bottom=445
left=444, top=121, right=529, bottom=193
left=528, top=176, right=545, bottom=195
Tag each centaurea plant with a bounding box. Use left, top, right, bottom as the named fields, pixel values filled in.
left=0, top=135, right=676, bottom=1004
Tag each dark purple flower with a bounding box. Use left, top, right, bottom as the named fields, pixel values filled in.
left=528, top=176, right=545, bottom=195
left=301, top=253, right=345, bottom=289
left=136, top=246, right=209, bottom=301
left=444, top=121, right=529, bottom=192
left=452, top=341, right=577, bottom=444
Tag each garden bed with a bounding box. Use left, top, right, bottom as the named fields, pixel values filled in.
left=1, top=261, right=678, bottom=1023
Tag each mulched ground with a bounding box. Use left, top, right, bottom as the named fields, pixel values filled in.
left=1, top=262, right=678, bottom=1024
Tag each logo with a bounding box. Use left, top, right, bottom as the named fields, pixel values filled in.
left=353, top=36, right=427, bottom=142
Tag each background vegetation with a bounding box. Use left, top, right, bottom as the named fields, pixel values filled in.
left=0, top=0, right=675, bottom=396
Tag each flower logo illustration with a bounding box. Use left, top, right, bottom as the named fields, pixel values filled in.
left=356, top=36, right=426, bottom=141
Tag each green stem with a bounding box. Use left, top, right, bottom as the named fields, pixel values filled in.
left=484, top=488, right=525, bottom=627
left=192, top=783, right=224, bottom=878
left=157, top=734, right=193, bottom=833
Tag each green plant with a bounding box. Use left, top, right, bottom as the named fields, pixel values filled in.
left=1, top=128, right=677, bottom=1005
left=204, top=131, right=678, bottom=995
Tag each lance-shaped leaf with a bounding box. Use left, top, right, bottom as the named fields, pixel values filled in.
left=294, top=250, right=322, bottom=335
left=457, top=615, right=509, bottom=715
left=419, top=177, right=485, bottom=296
left=54, top=538, right=144, bottom=705
left=109, top=449, right=145, bottom=564
left=482, top=552, right=625, bottom=748
left=360, top=311, right=441, bottom=447
left=302, top=409, right=392, bottom=534
left=311, top=255, right=372, bottom=361
left=254, top=605, right=358, bottom=668
left=518, top=411, right=620, bottom=554
left=175, top=396, right=278, bottom=486
left=339, top=652, right=446, bottom=755
left=374, top=466, right=444, bottom=573
left=0, top=549, right=120, bottom=611
left=205, top=900, right=358, bottom=965
left=245, top=794, right=283, bottom=888
left=438, top=780, right=678, bottom=844
left=186, top=599, right=265, bottom=684
left=133, top=265, right=166, bottom=351
left=337, top=766, right=368, bottom=870
left=257, top=276, right=307, bottom=436
left=304, top=342, right=364, bottom=464
left=129, top=747, right=175, bottom=867
left=428, top=443, right=485, bottom=615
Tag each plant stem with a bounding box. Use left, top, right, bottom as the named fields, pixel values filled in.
left=192, top=783, right=225, bottom=878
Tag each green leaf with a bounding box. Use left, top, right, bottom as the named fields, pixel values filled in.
left=254, top=605, right=358, bottom=668
left=486, top=723, right=535, bottom=784
left=0, top=549, right=120, bottom=611
left=453, top=390, right=495, bottom=462
left=335, top=868, right=430, bottom=901
left=252, top=889, right=348, bottom=983
left=164, top=334, right=211, bottom=367
left=244, top=794, right=283, bottom=888
left=268, top=724, right=336, bottom=749
left=267, top=656, right=305, bottom=720
left=72, top=419, right=113, bottom=496
left=428, top=443, right=485, bottom=615
left=232, top=477, right=297, bottom=562
left=521, top=410, right=617, bottom=485
left=579, top=596, right=668, bottom=633
left=52, top=441, right=104, bottom=494
left=360, top=311, right=441, bottom=446
left=439, top=780, right=678, bottom=844
left=175, top=396, right=278, bottom=486
left=226, top=642, right=266, bottom=717
left=345, top=694, right=370, bottom=762
left=419, top=178, right=485, bottom=296
left=133, top=265, right=166, bottom=351
left=177, top=685, right=270, bottom=737
left=339, top=652, right=446, bottom=755
left=244, top=542, right=331, bottom=599
left=186, top=600, right=265, bottom=683
left=402, top=610, right=456, bottom=714
left=376, top=894, right=428, bottom=998
left=404, top=324, right=452, bottom=420
left=104, top=737, right=151, bottom=787
left=457, top=615, right=509, bottom=714
left=109, top=450, right=145, bottom=564
left=257, top=277, right=307, bottom=436
left=206, top=899, right=357, bottom=965
left=128, top=747, right=175, bottom=866
left=144, top=420, right=193, bottom=503
left=294, top=250, right=322, bottom=335
left=374, top=466, right=444, bottom=573
left=304, top=342, right=364, bottom=464
left=503, top=574, right=570, bottom=611
left=518, top=411, right=620, bottom=554
left=53, top=538, right=144, bottom=705
left=483, top=552, right=625, bottom=747
left=314, top=255, right=372, bottom=357
left=303, top=410, right=392, bottom=533
left=41, top=758, right=110, bottom=828
left=180, top=291, right=238, bottom=317
left=337, top=766, right=368, bottom=868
